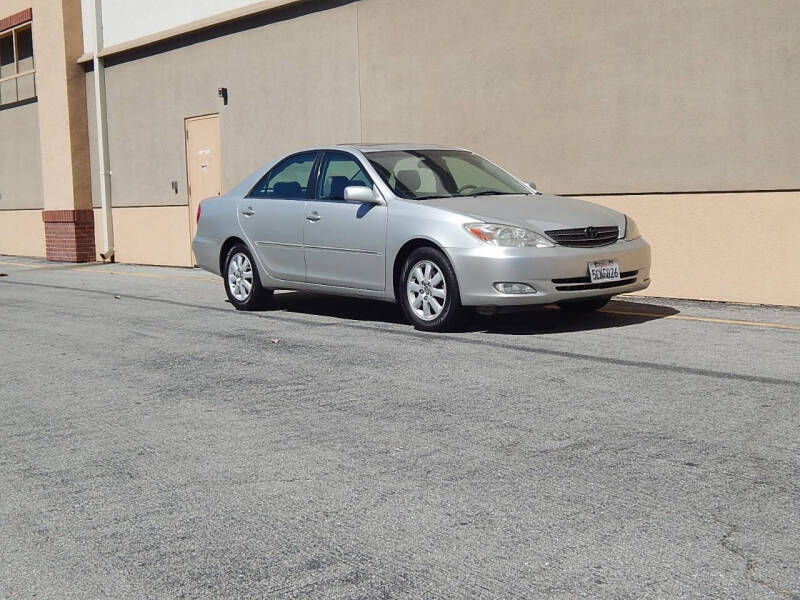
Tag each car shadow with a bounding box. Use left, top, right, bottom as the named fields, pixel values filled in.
left=261, top=292, right=680, bottom=334
left=476, top=300, right=680, bottom=335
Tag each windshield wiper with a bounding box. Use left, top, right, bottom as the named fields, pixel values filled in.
left=414, top=191, right=520, bottom=200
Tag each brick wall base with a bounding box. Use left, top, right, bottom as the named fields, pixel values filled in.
left=42, top=209, right=96, bottom=262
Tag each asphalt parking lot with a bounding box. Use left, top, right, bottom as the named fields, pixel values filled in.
left=1, top=255, right=798, bottom=599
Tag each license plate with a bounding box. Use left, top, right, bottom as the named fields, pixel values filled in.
left=588, top=259, right=620, bottom=283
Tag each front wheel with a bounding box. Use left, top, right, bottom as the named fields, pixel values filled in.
left=399, top=247, right=462, bottom=332
left=556, top=296, right=611, bottom=313
left=223, top=243, right=273, bottom=310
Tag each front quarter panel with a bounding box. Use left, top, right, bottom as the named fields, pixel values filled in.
left=385, top=198, right=482, bottom=300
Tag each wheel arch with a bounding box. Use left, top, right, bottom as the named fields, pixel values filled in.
left=391, top=237, right=451, bottom=303
left=219, top=236, right=247, bottom=275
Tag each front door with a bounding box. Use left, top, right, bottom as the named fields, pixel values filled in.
left=237, top=151, right=317, bottom=283
left=303, top=152, right=387, bottom=291
left=185, top=114, right=221, bottom=262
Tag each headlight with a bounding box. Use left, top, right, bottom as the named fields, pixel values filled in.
left=464, top=223, right=554, bottom=248
left=624, top=216, right=641, bottom=241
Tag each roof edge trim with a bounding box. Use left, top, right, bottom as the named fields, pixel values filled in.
left=77, top=0, right=308, bottom=63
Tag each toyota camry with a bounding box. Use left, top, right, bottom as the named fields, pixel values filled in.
left=192, top=144, right=651, bottom=331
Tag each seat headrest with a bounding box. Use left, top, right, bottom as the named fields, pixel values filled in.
left=273, top=181, right=303, bottom=198
left=328, top=176, right=350, bottom=200
left=395, top=170, right=421, bottom=193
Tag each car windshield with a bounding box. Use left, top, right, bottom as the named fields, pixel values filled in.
left=365, top=149, right=531, bottom=200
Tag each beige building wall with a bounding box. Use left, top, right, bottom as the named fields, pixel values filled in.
left=0, top=0, right=93, bottom=260
left=92, top=206, right=193, bottom=266
left=79, top=0, right=799, bottom=306
left=32, top=0, right=91, bottom=211
left=0, top=100, right=43, bottom=210
left=0, top=209, right=45, bottom=257
left=583, top=192, right=800, bottom=306
left=357, top=0, right=800, bottom=194
left=85, top=1, right=361, bottom=210
left=1, top=2, right=45, bottom=258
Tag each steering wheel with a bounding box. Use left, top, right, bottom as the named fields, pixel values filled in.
left=457, top=184, right=481, bottom=195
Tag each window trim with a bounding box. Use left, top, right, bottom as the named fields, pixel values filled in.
left=313, top=150, right=375, bottom=203
left=0, top=21, right=36, bottom=105
left=245, top=151, right=320, bottom=200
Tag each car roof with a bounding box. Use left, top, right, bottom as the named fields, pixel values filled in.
left=335, top=143, right=468, bottom=153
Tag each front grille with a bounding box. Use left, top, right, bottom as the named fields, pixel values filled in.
left=545, top=226, right=619, bottom=248
left=552, top=270, right=638, bottom=292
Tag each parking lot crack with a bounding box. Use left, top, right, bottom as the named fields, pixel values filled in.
left=720, top=525, right=799, bottom=599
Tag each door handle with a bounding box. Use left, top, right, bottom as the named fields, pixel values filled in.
left=241, top=207, right=255, bottom=216
left=306, top=212, right=321, bottom=222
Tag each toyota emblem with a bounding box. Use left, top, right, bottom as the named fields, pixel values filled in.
left=585, top=226, right=598, bottom=238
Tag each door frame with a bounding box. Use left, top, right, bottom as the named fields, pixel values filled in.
left=184, top=113, right=221, bottom=263
left=302, top=150, right=388, bottom=291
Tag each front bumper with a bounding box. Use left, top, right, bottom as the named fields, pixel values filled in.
left=446, top=238, right=651, bottom=306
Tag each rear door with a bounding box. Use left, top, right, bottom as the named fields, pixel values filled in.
left=303, top=151, right=387, bottom=291
left=237, top=151, right=318, bottom=282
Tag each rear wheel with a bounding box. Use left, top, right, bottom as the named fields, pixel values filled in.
left=399, top=247, right=462, bottom=332
left=223, top=243, right=273, bottom=310
left=557, top=296, right=611, bottom=313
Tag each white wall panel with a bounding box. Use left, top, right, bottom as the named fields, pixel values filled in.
left=81, top=0, right=262, bottom=51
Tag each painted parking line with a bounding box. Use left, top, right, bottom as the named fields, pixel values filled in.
left=89, top=268, right=218, bottom=282
left=0, top=260, right=50, bottom=269
left=599, top=308, right=800, bottom=332
left=0, top=260, right=217, bottom=282
left=2, top=259, right=798, bottom=331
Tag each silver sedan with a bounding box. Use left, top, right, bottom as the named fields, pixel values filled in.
left=193, top=144, right=651, bottom=331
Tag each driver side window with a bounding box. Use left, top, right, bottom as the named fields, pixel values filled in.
left=249, top=152, right=317, bottom=199
left=317, top=153, right=372, bottom=200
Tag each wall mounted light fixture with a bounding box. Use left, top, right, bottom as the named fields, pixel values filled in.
left=218, top=87, right=228, bottom=105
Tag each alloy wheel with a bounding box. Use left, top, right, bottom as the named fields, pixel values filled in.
left=406, top=260, right=447, bottom=321
left=227, top=252, right=254, bottom=301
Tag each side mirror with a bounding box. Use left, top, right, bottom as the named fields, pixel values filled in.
left=527, top=181, right=538, bottom=193
left=344, top=185, right=383, bottom=204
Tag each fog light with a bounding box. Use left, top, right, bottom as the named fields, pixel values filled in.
left=494, top=282, right=536, bottom=294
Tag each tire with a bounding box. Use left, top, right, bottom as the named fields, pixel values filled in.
left=556, top=295, right=611, bottom=313
left=399, top=247, right=462, bottom=332
left=223, top=243, right=273, bottom=310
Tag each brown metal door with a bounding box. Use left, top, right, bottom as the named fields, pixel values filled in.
left=185, top=114, right=222, bottom=260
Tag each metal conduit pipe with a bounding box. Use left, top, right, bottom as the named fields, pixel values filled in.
left=92, top=0, right=114, bottom=261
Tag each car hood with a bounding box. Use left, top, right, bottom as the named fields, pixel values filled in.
left=423, top=194, right=626, bottom=233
